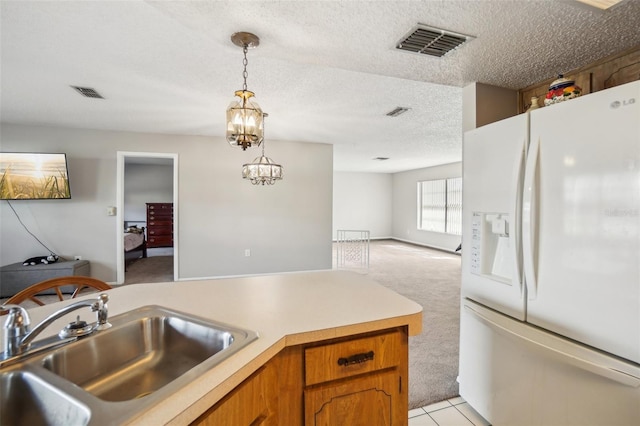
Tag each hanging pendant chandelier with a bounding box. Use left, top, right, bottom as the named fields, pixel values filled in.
left=226, top=32, right=264, bottom=150
left=242, top=113, right=283, bottom=185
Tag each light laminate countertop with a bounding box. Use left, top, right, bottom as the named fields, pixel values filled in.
left=4, top=270, right=423, bottom=425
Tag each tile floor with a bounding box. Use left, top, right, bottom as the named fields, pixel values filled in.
left=409, top=396, right=491, bottom=426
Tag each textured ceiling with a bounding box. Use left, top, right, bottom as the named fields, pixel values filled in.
left=1, top=0, right=639, bottom=173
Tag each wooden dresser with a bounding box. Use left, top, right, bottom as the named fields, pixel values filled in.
left=146, top=202, right=173, bottom=248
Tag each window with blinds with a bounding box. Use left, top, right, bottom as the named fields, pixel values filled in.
left=418, top=177, right=462, bottom=235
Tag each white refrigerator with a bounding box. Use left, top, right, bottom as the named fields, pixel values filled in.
left=459, top=80, right=640, bottom=425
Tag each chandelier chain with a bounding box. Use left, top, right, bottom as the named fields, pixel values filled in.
left=261, top=113, right=266, bottom=155
left=242, top=45, right=249, bottom=92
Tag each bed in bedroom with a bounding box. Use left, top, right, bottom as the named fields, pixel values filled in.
left=124, top=223, right=147, bottom=269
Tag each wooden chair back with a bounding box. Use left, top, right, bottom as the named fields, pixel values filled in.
left=2, top=276, right=112, bottom=309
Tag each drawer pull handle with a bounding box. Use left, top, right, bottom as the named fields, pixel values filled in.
left=338, top=351, right=374, bottom=366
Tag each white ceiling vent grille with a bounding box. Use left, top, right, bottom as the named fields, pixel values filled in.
left=396, top=24, right=473, bottom=58
left=71, top=86, right=104, bottom=99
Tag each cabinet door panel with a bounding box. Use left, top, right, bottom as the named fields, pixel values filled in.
left=304, top=370, right=405, bottom=426
left=192, top=364, right=278, bottom=426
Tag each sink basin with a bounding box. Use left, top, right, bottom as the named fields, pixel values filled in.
left=41, top=306, right=256, bottom=402
left=0, top=370, right=91, bottom=426
left=0, top=305, right=258, bottom=424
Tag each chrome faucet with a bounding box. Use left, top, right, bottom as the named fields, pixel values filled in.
left=1, top=293, right=112, bottom=361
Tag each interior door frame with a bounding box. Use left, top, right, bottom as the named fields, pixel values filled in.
left=116, top=151, right=179, bottom=284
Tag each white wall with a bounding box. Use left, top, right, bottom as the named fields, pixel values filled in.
left=124, top=163, right=173, bottom=223
left=392, top=162, right=462, bottom=252
left=332, top=166, right=463, bottom=251
left=332, top=172, right=392, bottom=240
left=0, top=123, right=333, bottom=281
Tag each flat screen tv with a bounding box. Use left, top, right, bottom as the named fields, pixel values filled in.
left=0, top=152, right=71, bottom=200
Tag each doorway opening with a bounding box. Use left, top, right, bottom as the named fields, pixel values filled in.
left=116, top=152, right=178, bottom=284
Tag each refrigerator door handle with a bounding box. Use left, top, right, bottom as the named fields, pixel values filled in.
left=464, top=300, right=640, bottom=388
left=522, top=136, right=539, bottom=300
left=510, top=140, right=525, bottom=294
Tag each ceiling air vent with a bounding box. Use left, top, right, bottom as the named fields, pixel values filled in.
left=373, top=157, right=390, bottom=161
left=386, top=107, right=410, bottom=117
left=396, top=24, right=473, bottom=58
left=71, top=86, right=104, bottom=99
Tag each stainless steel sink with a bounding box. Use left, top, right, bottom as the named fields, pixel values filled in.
left=0, top=370, right=91, bottom=426
left=42, top=308, right=240, bottom=401
left=0, top=305, right=258, bottom=424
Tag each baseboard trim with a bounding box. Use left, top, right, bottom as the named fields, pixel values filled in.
left=331, top=236, right=392, bottom=242
left=174, top=267, right=336, bottom=282
left=331, top=236, right=461, bottom=255
left=387, top=237, right=461, bottom=255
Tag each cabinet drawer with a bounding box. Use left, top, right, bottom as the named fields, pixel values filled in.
left=305, top=330, right=402, bottom=386
left=147, top=226, right=172, bottom=235
left=147, top=236, right=173, bottom=246
left=147, top=203, right=172, bottom=211
left=148, top=214, right=172, bottom=220
left=147, top=219, right=172, bottom=226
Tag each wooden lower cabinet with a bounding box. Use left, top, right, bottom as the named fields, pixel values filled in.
left=305, top=369, right=401, bottom=426
left=303, top=329, right=407, bottom=426
left=191, top=327, right=408, bottom=426
left=192, top=363, right=279, bottom=426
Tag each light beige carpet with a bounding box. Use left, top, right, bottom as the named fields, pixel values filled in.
left=124, top=255, right=173, bottom=285
left=337, top=239, right=462, bottom=409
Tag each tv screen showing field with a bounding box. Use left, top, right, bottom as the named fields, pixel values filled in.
left=0, top=153, right=71, bottom=199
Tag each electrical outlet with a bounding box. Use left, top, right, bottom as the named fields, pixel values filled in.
left=244, top=249, right=251, bottom=257
left=74, top=255, right=82, bottom=261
